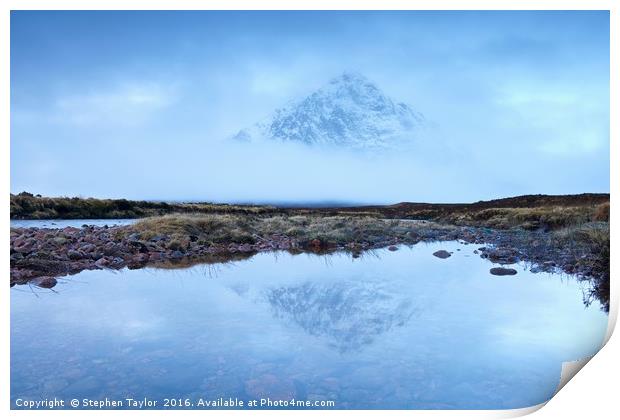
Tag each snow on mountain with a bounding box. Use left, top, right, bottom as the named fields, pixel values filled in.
left=231, top=72, right=428, bottom=150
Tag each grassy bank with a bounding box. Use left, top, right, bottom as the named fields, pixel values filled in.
left=552, top=221, right=610, bottom=309
left=434, top=202, right=609, bottom=230
left=10, top=192, right=274, bottom=219
left=11, top=192, right=609, bottom=226
left=128, top=214, right=447, bottom=250
left=333, top=194, right=609, bottom=229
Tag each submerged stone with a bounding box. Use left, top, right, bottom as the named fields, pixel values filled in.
left=482, top=247, right=520, bottom=264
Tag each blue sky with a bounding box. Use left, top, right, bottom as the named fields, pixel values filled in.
left=10, top=11, right=610, bottom=203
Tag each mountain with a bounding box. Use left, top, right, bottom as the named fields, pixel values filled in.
left=231, top=72, right=428, bottom=150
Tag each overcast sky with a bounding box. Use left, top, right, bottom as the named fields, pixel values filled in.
left=10, top=10, right=609, bottom=203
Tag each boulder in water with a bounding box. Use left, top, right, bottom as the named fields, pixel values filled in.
left=490, top=267, right=518, bottom=276
left=31, top=276, right=57, bottom=288
left=433, top=250, right=451, bottom=259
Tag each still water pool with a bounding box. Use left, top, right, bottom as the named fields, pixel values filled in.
left=10, top=242, right=607, bottom=409
left=10, top=219, right=136, bottom=229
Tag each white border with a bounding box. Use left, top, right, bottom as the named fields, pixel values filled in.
left=2, top=1, right=616, bottom=420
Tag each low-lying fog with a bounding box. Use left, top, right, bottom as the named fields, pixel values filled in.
left=9, top=135, right=609, bottom=204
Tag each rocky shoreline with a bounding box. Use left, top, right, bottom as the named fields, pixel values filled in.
left=10, top=221, right=609, bottom=310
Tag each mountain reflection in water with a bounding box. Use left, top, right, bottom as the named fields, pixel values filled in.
left=267, top=281, right=417, bottom=352
left=11, top=241, right=608, bottom=409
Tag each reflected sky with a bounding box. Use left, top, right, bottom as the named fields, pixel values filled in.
left=11, top=242, right=608, bottom=409
left=10, top=219, right=136, bottom=229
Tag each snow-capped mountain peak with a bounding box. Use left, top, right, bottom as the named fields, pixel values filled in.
left=231, top=72, right=427, bottom=149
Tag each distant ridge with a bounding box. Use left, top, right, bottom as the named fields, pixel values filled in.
left=328, top=193, right=611, bottom=215
left=395, top=193, right=610, bottom=209
left=11, top=192, right=608, bottom=219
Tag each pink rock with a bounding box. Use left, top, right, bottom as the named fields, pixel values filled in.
left=31, top=276, right=57, bottom=288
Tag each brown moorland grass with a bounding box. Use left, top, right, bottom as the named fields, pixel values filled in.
left=593, top=202, right=610, bottom=222
left=551, top=222, right=610, bottom=309
left=10, top=192, right=274, bottom=220
left=436, top=205, right=597, bottom=230
left=12, top=192, right=609, bottom=225
left=128, top=213, right=444, bottom=249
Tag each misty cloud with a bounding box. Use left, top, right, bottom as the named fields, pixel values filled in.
left=10, top=10, right=609, bottom=203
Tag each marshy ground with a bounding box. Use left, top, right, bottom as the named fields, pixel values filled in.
left=10, top=193, right=610, bottom=311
